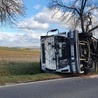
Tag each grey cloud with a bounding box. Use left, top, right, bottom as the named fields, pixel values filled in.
left=17, top=17, right=49, bottom=30
left=0, top=32, right=40, bottom=47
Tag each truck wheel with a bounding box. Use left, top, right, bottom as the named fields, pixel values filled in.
left=84, top=61, right=97, bottom=74
left=79, top=33, right=92, bottom=38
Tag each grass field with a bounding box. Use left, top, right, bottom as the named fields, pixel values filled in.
left=0, top=47, right=40, bottom=63
left=0, top=47, right=65, bottom=85
left=0, top=46, right=97, bottom=85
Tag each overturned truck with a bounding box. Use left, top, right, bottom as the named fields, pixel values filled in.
left=40, top=29, right=98, bottom=74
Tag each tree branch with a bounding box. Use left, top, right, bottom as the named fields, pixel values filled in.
left=88, top=25, right=98, bottom=32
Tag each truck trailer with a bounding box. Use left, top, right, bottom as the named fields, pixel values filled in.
left=40, top=29, right=98, bottom=74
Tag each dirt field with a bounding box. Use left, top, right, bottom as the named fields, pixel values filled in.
left=0, top=47, right=40, bottom=63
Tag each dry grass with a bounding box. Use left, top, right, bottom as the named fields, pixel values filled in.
left=0, top=47, right=40, bottom=63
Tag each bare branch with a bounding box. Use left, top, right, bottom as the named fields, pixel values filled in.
left=0, top=0, right=25, bottom=26
left=88, top=25, right=98, bottom=32
left=48, top=0, right=98, bottom=33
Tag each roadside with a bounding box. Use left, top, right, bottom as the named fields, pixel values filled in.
left=0, top=62, right=65, bottom=86
left=0, top=72, right=98, bottom=86
left=0, top=61, right=98, bottom=86
left=0, top=73, right=64, bottom=86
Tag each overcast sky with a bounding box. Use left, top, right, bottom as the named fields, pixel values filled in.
left=0, top=0, right=98, bottom=47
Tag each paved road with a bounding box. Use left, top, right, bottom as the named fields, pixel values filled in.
left=0, top=76, right=98, bottom=98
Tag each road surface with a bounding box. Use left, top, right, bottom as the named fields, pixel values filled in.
left=0, top=75, right=98, bottom=98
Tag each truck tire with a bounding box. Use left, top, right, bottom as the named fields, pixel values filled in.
left=79, top=33, right=92, bottom=38
left=84, top=61, right=97, bottom=74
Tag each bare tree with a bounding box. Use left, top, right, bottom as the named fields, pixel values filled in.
left=48, top=0, right=98, bottom=33
left=0, top=0, right=25, bottom=26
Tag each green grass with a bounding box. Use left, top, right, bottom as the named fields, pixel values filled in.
left=0, top=62, right=40, bottom=76
left=0, top=59, right=97, bottom=86
left=0, top=73, right=63, bottom=86
left=0, top=62, right=63, bottom=86
left=0, top=47, right=63, bottom=85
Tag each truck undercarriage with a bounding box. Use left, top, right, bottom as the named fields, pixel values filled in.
left=40, top=30, right=98, bottom=74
